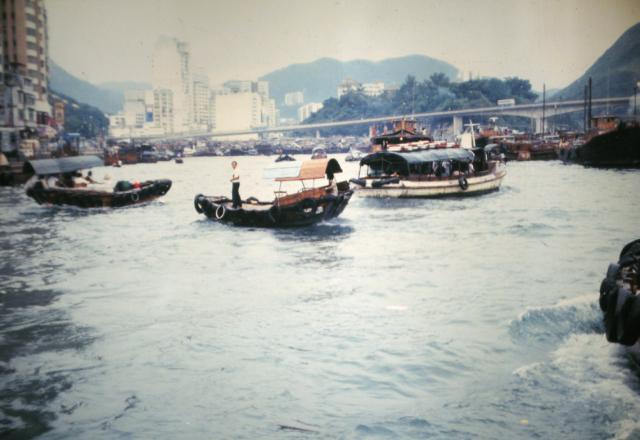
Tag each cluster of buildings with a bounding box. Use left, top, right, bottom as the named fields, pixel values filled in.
left=282, top=91, right=324, bottom=123
left=109, top=36, right=278, bottom=139
left=337, top=78, right=394, bottom=99
left=0, top=0, right=58, bottom=156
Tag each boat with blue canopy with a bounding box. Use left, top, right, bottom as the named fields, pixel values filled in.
left=24, top=155, right=172, bottom=208
left=351, top=147, right=506, bottom=198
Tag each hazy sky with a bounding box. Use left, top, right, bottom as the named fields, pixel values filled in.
left=46, top=0, right=640, bottom=90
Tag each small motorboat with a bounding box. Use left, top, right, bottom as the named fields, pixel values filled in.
left=194, top=158, right=352, bottom=227
left=345, top=148, right=364, bottom=162
left=24, top=156, right=172, bottom=208
left=311, top=146, right=327, bottom=160
left=275, top=153, right=295, bottom=162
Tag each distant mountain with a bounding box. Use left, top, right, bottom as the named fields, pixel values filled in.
left=99, top=81, right=152, bottom=94
left=49, top=61, right=123, bottom=114
left=49, top=90, right=109, bottom=138
left=259, top=55, right=458, bottom=108
left=555, top=22, right=640, bottom=101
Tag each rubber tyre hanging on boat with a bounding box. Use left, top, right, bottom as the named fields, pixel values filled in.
left=620, top=239, right=640, bottom=259
left=215, top=204, right=226, bottom=220
left=458, top=176, right=469, bottom=190
left=130, top=192, right=140, bottom=202
left=194, top=194, right=204, bottom=213
left=606, top=263, right=621, bottom=281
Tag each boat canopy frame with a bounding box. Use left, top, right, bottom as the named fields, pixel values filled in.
left=23, top=155, right=103, bottom=176
left=359, top=149, right=475, bottom=177
left=263, top=157, right=343, bottom=199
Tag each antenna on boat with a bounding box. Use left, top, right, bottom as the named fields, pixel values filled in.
left=464, top=119, right=480, bottom=148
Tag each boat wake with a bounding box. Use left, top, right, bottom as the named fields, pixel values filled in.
left=508, top=296, right=640, bottom=439
left=509, top=295, right=603, bottom=345
left=512, top=333, right=640, bottom=439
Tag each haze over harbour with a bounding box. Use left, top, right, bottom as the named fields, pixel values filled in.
left=46, top=0, right=640, bottom=92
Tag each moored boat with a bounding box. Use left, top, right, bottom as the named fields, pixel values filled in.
left=558, top=117, right=640, bottom=168
left=275, top=153, right=296, bottom=162
left=311, top=146, right=327, bottom=159
left=24, top=156, right=172, bottom=208
left=345, top=148, right=364, bottom=162
left=194, top=158, right=352, bottom=227
left=351, top=148, right=506, bottom=198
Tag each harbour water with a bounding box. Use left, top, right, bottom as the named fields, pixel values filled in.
left=1, top=157, right=639, bottom=439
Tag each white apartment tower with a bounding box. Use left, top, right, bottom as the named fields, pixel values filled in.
left=151, top=36, right=192, bottom=133
left=192, top=72, right=210, bottom=130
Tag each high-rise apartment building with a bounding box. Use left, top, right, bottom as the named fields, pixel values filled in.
left=192, top=73, right=210, bottom=130
left=151, top=36, right=192, bottom=134
left=0, top=0, right=52, bottom=151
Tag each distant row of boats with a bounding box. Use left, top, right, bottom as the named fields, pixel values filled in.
left=22, top=119, right=508, bottom=227
left=480, top=116, right=640, bottom=167
left=17, top=116, right=638, bottom=228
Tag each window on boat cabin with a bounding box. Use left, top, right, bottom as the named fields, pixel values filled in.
left=367, top=158, right=409, bottom=177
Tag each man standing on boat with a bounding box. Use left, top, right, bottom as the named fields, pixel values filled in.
left=230, top=161, right=241, bottom=208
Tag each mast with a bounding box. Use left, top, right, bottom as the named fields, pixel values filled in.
left=583, top=85, right=588, bottom=132
left=542, top=83, right=546, bottom=135
left=588, top=77, right=593, bottom=130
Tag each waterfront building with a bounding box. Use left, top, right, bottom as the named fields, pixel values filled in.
left=337, top=78, right=362, bottom=98
left=52, top=100, right=64, bottom=126
left=211, top=79, right=277, bottom=133
left=362, top=82, right=385, bottom=97
left=297, top=102, right=323, bottom=122
left=108, top=90, right=159, bottom=138
left=284, top=91, right=304, bottom=107
left=192, top=72, right=210, bottom=130
left=0, top=0, right=52, bottom=153
left=210, top=91, right=261, bottom=140
left=262, top=97, right=278, bottom=127
left=223, top=80, right=270, bottom=100
left=153, top=88, right=174, bottom=134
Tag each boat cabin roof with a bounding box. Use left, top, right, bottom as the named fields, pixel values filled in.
left=360, top=149, right=474, bottom=167
left=371, top=129, right=433, bottom=145
left=264, top=158, right=342, bottom=182
left=23, top=155, right=103, bottom=176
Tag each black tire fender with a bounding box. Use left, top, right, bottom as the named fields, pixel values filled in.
left=620, top=239, right=640, bottom=259
left=215, top=204, right=226, bottom=220
left=194, top=194, right=204, bottom=213
left=458, top=176, right=469, bottom=190
left=606, top=263, right=620, bottom=281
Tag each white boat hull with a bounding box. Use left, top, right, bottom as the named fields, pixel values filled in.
left=355, top=165, right=507, bottom=198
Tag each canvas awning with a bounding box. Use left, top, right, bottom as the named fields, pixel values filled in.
left=23, top=155, right=103, bottom=176
left=263, top=158, right=342, bottom=182
left=360, top=149, right=475, bottom=167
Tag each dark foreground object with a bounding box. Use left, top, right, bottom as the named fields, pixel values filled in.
left=560, top=124, right=640, bottom=168
left=194, top=184, right=353, bottom=228
left=599, top=239, right=640, bottom=346
left=26, top=179, right=172, bottom=208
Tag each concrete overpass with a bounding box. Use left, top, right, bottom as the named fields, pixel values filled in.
left=119, top=96, right=632, bottom=142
